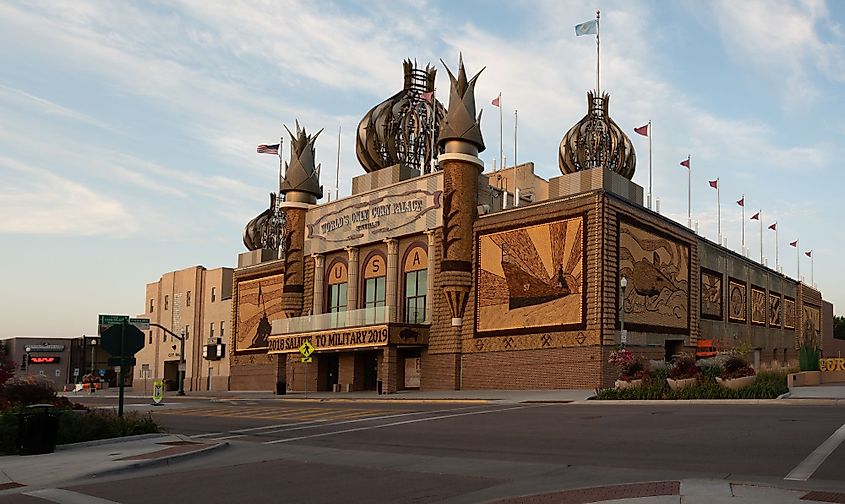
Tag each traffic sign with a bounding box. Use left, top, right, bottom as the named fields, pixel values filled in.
left=152, top=379, right=164, bottom=404
left=620, top=330, right=628, bottom=345
left=100, top=323, right=145, bottom=357
left=129, top=318, right=150, bottom=331
left=73, top=368, right=80, bottom=377
left=301, top=356, right=312, bottom=363
left=99, top=314, right=128, bottom=326
left=108, top=357, right=137, bottom=367
left=298, top=341, right=314, bottom=358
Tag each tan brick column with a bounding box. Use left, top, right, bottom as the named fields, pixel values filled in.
left=312, top=253, right=325, bottom=316
left=382, top=346, right=399, bottom=394
left=280, top=203, right=309, bottom=319
left=384, top=238, right=398, bottom=323
left=425, top=229, right=436, bottom=323
left=346, top=246, right=359, bottom=323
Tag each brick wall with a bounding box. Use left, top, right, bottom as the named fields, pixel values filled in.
left=461, top=347, right=603, bottom=389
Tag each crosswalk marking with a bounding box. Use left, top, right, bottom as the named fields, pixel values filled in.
left=152, top=405, right=404, bottom=422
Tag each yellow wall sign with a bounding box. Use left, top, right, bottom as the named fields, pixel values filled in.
left=268, top=326, right=389, bottom=354
left=819, top=358, right=845, bottom=372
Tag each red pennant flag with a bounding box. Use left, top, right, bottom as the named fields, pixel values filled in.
left=768, top=222, right=777, bottom=231
left=708, top=180, right=718, bottom=189
left=789, top=240, right=798, bottom=247
left=680, top=158, right=690, bottom=168
left=737, top=197, right=744, bottom=207
left=805, top=250, right=812, bottom=257
left=491, top=96, right=500, bottom=107
left=634, top=124, right=649, bottom=136
left=750, top=212, right=760, bottom=220
left=420, top=91, right=433, bottom=103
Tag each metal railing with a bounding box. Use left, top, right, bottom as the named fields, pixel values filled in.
left=272, top=306, right=393, bottom=334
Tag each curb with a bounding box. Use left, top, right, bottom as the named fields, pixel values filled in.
left=85, top=441, right=229, bottom=479
left=56, top=433, right=168, bottom=451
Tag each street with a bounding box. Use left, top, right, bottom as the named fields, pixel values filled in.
left=1, top=396, right=843, bottom=503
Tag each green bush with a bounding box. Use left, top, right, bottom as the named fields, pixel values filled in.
left=799, top=345, right=820, bottom=371
left=1, top=376, right=57, bottom=406
left=0, top=409, right=159, bottom=454
left=594, top=370, right=788, bottom=400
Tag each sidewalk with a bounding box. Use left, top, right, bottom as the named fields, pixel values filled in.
left=0, top=433, right=226, bottom=493
left=492, top=479, right=845, bottom=503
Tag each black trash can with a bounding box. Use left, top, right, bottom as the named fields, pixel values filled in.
left=275, top=381, right=286, bottom=395
left=17, top=404, right=59, bottom=455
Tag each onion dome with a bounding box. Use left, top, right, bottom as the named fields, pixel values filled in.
left=356, top=59, right=445, bottom=174
left=437, top=56, right=485, bottom=154
left=281, top=121, right=323, bottom=203
left=559, top=92, right=636, bottom=179
left=243, top=193, right=282, bottom=251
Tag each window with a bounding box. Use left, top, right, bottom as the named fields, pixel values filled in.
left=210, top=322, right=214, bottom=338
left=362, top=254, right=386, bottom=309
left=164, top=295, right=169, bottom=311
left=186, top=291, right=192, bottom=307
left=403, top=246, right=428, bottom=324
left=326, top=260, right=348, bottom=314
left=211, top=287, right=216, bottom=302
left=220, top=321, right=225, bottom=337
left=184, top=325, right=190, bottom=340
left=148, top=330, right=152, bottom=344
left=149, top=299, right=154, bottom=313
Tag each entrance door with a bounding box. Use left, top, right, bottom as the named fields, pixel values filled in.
left=362, top=352, right=379, bottom=391
left=320, top=354, right=339, bottom=392
left=665, top=340, right=684, bottom=361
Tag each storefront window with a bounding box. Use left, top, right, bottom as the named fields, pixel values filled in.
left=403, top=246, right=428, bottom=324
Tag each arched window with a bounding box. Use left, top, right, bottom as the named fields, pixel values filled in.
left=326, top=260, right=348, bottom=314
left=403, top=246, right=428, bottom=324
left=362, top=253, right=386, bottom=309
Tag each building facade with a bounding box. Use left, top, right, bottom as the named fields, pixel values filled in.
left=221, top=58, right=832, bottom=393
left=134, top=265, right=233, bottom=393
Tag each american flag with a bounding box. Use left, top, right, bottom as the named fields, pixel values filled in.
left=257, top=144, right=279, bottom=155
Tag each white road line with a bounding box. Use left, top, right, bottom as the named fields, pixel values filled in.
left=785, top=423, right=845, bottom=481
left=24, top=488, right=120, bottom=504
left=263, top=404, right=543, bottom=445
left=258, top=404, right=489, bottom=437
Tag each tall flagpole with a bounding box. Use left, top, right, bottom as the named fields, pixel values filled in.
left=759, top=210, right=763, bottom=263
left=716, top=177, right=721, bottom=243
left=740, top=194, right=745, bottom=254
left=278, top=136, right=284, bottom=201
left=334, top=125, right=341, bottom=202
left=596, top=10, right=601, bottom=95
left=648, top=120, right=652, bottom=210
left=796, top=239, right=800, bottom=280
left=498, top=92, right=503, bottom=174
left=687, top=155, right=691, bottom=228
left=430, top=86, right=437, bottom=173
left=775, top=225, right=779, bottom=271
left=810, top=252, right=814, bottom=286
left=513, top=109, right=519, bottom=207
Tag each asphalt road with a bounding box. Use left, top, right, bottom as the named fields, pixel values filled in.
left=4, top=397, right=845, bottom=503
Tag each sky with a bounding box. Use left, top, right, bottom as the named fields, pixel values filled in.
left=1, top=0, right=843, bottom=338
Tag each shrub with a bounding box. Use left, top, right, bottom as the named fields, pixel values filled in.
left=722, top=354, right=756, bottom=379
left=608, top=347, right=648, bottom=381
left=57, top=410, right=159, bottom=445
left=1, top=376, right=57, bottom=406
left=799, top=345, right=820, bottom=371
left=594, top=370, right=788, bottom=400
left=668, top=353, right=699, bottom=380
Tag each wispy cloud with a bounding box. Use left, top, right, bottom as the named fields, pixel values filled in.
left=0, top=83, right=110, bottom=130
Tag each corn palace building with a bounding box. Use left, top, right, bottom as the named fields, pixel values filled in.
left=228, top=58, right=832, bottom=394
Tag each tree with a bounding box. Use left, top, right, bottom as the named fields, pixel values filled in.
left=835, top=315, right=845, bottom=341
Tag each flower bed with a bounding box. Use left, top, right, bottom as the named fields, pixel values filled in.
left=595, top=370, right=787, bottom=400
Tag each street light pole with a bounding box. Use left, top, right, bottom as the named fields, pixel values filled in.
left=90, top=339, right=97, bottom=374
left=620, top=276, right=628, bottom=346
left=178, top=328, right=186, bottom=396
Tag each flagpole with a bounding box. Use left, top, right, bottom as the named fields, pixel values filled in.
left=278, top=136, right=284, bottom=200
left=430, top=86, right=437, bottom=173
left=648, top=120, right=652, bottom=210
left=513, top=109, right=518, bottom=207
left=716, top=177, right=721, bottom=243
left=498, top=92, right=503, bottom=175
left=335, top=125, right=341, bottom=202
left=811, top=252, right=814, bottom=286
left=796, top=239, right=800, bottom=280
left=687, top=155, right=691, bottom=228
left=775, top=225, right=779, bottom=272
left=596, top=10, right=600, bottom=95
left=759, top=211, right=763, bottom=263
left=741, top=194, right=745, bottom=254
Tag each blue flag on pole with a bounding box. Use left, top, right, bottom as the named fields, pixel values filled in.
left=575, top=19, right=598, bottom=36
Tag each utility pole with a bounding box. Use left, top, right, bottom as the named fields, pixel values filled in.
left=150, top=323, right=187, bottom=396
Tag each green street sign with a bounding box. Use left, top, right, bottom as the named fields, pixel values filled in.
left=129, top=318, right=150, bottom=331
left=99, top=314, right=129, bottom=326
left=152, top=379, right=164, bottom=404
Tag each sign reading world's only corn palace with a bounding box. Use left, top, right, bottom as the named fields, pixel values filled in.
left=305, top=177, right=443, bottom=254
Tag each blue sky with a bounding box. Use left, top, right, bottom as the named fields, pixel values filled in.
left=1, top=0, right=843, bottom=337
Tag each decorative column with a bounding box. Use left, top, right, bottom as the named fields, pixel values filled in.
left=312, top=253, right=325, bottom=316
left=425, top=229, right=436, bottom=323
left=280, top=204, right=308, bottom=319
left=437, top=57, right=486, bottom=328
left=346, top=246, right=359, bottom=324
left=384, top=238, right=398, bottom=323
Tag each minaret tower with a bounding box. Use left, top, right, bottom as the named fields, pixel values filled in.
left=279, top=122, right=324, bottom=319
left=436, top=56, right=485, bottom=329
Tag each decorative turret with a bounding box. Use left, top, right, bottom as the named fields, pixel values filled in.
left=356, top=60, right=445, bottom=174
left=436, top=56, right=485, bottom=333
left=242, top=193, right=283, bottom=252
left=437, top=55, right=485, bottom=155
left=559, top=92, right=636, bottom=180
left=281, top=122, right=324, bottom=204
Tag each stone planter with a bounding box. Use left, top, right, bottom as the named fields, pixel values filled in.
left=614, top=379, right=643, bottom=389
left=716, top=375, right=756, bottom=390
left=667, top=377, right=697, bottom=390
